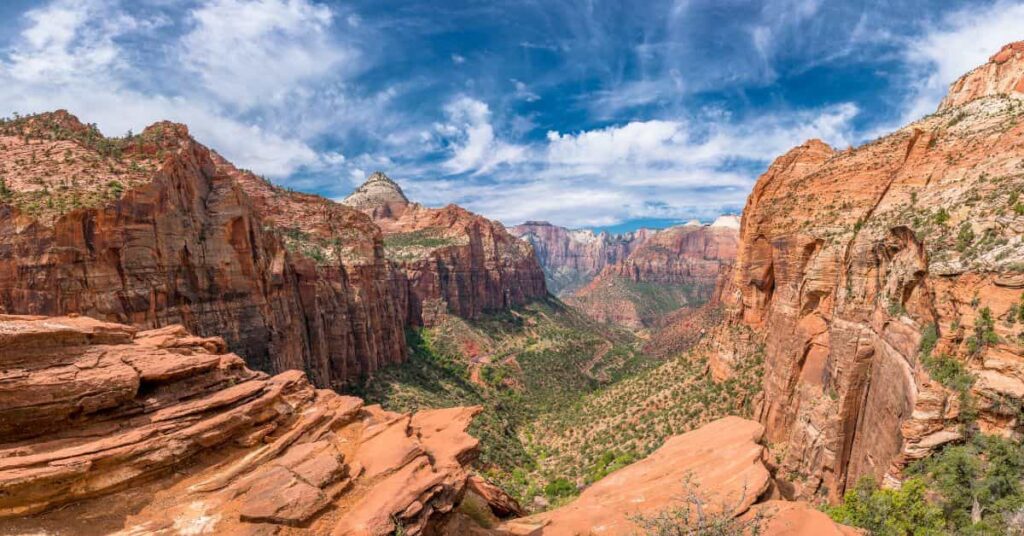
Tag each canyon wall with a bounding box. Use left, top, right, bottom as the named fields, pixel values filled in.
left=344, top=173, right=548, bottom=326
left=714, top=42, right=1024, bottom=501
left=511, top=221, right=652, bottom=296
left=0, top=114, right=406, bottom=389
left=569, top=218, right=739, bottom=328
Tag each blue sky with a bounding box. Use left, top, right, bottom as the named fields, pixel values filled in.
left=0, top=0, right=1021, bottom=230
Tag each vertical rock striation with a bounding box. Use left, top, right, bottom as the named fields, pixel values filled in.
left=712, top=43, right=1024, bottom=501
left=568, top=219, right=739, bottom=328
left=510, top=221, right=652, bottom=296
left=343, top=172, right=548, bottom=326
left=0, top=115, right=406, bottom=389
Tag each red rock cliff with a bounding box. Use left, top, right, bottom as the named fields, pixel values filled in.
left=0, top=113, right=406, bottom=389
left=0, top=314, right=481, bottom=535
left=715, top=44, right=1024, bottom=501
left=510, top=221, right=652, bottom=296
left=568, top=219, right=739, bottom=328
left=343, top=172, right=548, bottom=326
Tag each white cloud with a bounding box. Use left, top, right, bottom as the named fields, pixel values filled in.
left=0, top=0, right=352, bottom=179
left=414, top=97, right=859, bottom=227
left=180, top=0, right=351, bottom=108
left=511, top=79, right=540, bottom=102
left=438, top=96, right=527, bottom=175
left=451, top=53, right=466, bottom=64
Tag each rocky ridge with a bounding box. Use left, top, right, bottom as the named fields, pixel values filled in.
left=0, top=314, right=484, bottom=535
left=709, top=42, right=1024, bottom=501
left=510, top=221, right=652, bottom=296
left=343, top=173, right=547, bottom=326
left=502, top=417, right=854, bottom=535
left=0, top=113, right=408, bottom=389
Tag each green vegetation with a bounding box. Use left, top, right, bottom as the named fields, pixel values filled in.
left=355, top=298, right=762, bottom=511
left=382, top=227, right=465, bottom=261
left=918, top=323, right=977, bottom=426
left=965, top=307, right=998, bottom=356
left=826, top=476, right=945, bottom=536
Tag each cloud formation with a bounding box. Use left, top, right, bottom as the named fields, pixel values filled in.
left=0, top=0, right=1019, bottom=229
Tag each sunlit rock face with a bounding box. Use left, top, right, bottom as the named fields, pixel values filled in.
left=511, top=221, right=653, bottom=296
left=0, top=315, right=483, bottom=535
left=710, top=42, right=1024, bottom=501
left=0, top=114, right=406, bottom=389
left=345, top=173, right=548, bottom=327
left=567, top=222, right=739, bottom=329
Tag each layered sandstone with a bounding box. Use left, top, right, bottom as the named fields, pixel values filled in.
left=0, top=112, right=406, bottom=389
left=714, top=43, right=1024, bottom=501
left=569, top=220, right=739, bottom=328
left=939, top=41, right=1024, bottom=111
left=0, top=314, right=482, bottom=535
left=344, top=173, right=547, bottom=326
left=510, top=222, right=652, bottom=296
left=499, top=417, right=854, bottom=536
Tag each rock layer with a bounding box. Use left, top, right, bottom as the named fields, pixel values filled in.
left=569, top=220, right=739, bottom=328
left=510, top=222, right=652, bottom=296
left=0, top=114, right=406, bottom=389
left=0, top=314, right=481, bottom=535
left=713, top=43, right=1024, bottom=501
left=344, top=174, right=548, bottom=326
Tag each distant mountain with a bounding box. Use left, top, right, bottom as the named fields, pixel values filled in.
left=343, top=171, right=547, bottom=325
left=511, top=221, right=652, bottom=296
left=567, top=217, right=739, bottom=329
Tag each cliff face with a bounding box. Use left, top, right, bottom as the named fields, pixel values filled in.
left=568, top=219, right=739, bottom=328
left=715, top=43, right=1024, bottom=501
left=0, top=114, right=406, bottom=389
left=0, top=315, right=482, bottom=535
left=343, top=173, right=548, bottom=326
left=510, top=221, right=652, bottom=296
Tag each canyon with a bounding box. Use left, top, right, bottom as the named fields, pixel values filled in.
left=0, top=114, right=545, bottom=390
left=514, top=217, right=739, bottom=329
left=511, top=221, right=652, bottom=296
left=567, top=216, right=740, bottom=328
left=2, top=38, right=1024, bottom=536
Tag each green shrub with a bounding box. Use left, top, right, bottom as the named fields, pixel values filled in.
left=956, top=223, right=975, bottom=252
left=826, top=476, right=944, bottom=536
left=543, top=477, right=576, bottom=499
left=907, top=434, right=1024, bottom=534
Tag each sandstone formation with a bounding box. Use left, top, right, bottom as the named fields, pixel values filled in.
left=0, top=113, right=406, bottom=389
left=499, top=417, right=853, bottom=536
left=343, top=173, right=547, bottom=326
left=569, top=218, right=739, bottom=328
left=711, top=42, right=1024, bottom=501
left=510, top=221, right=652, bottom=296
left=0, top=314, right=483, bottom=535
left=939, top=41, right=1024, bottom=111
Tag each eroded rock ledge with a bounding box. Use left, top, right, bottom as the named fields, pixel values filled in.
left=0, top=314, right=481, bottom=535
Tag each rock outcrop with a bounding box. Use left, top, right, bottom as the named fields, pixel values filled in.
left=510, top=222, right=652, bottom=296
left=939, top=41, right=1024, bottom=111
left=568, top=219, right=739, bottom=328
left=0, top=314, right=481, bottom=535
left=499, top=417, right=854, bottom=536
left=711, top=42, right=1024, bottom=501
left=344, top=173, right=547, bottom=326
left=0, top=113, right=406, bottom=389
